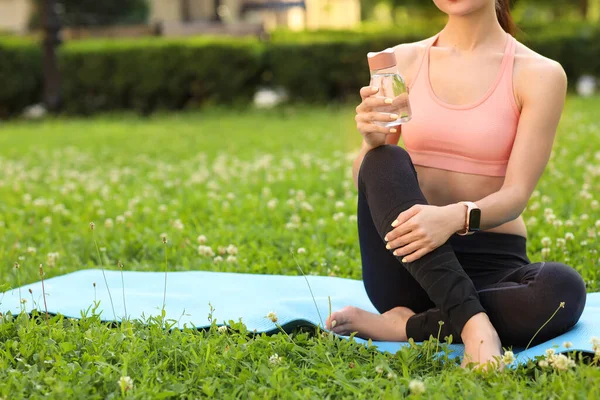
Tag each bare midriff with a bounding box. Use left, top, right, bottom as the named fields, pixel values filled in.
left=414, top=164, right=527, bottom=238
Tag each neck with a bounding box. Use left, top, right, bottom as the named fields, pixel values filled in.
left=438, top=4, right=507, bottom=52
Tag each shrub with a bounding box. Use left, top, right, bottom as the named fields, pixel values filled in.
left=0, top=23, right=599, bottom=116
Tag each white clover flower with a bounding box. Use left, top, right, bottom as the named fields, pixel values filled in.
left=286, top=199, right=295, bottom=207
left=226, top=244, right=238, bottom=256
left=124, top=210, right=133, bottom=219
left=538, top=360, right=549, bottom=368
left=591, top=336, right=600, bottom=347
left=269, top=353, right=282, bottom=365
left=335, top=201, right=345, bottom=209
left=297, top=248, right=306, bottom=254
left=541, top=237, right=552, bottom=247
left=387, top=371, right=397, bottom=379
left=326, top=189, right=335, bottom=198
left=552, top=219, right=563, bottom=227
left=563, top=341, right=573, bottom=349
left=158, top=204, right=168, bottom=212
left=118, top=376, right=134, bottom=392
left=588, top=229, right=597, bottom=238
left=295, top=190, right=306, bottom=201
left=266, top=311, right=278, bottom=323
left=290, top=215, right=301, bottom=224
left=541, top=195, right=551, bottom=204
left=198, top=245, right=215, bottom=257
left=580, top=214, right=589, bottom=221
left=408, top=379, right=426, bottom=395
left=42, top=216, right=52, bottom=225
left=104, top=218, right=114, bottom=229
left=581, top=240, right=588, bottom=247
left=46, top=252, right=59, bottom=267
left=333, top=212, right=345, bottom=221
left=375, top=365, right=384, bottom=374
left=527, top=216, right=538, bottom=225
left=160, top=233, right=168, bottom=242
left=197, top=235, right=207, bottom=244
left=317, top=218, right=326, bottom=226
left=213, top=256, right=223, bottom=263
left=565, top=232, right=575, bottom=241
left=97, top=209, right=106, bottom=216
left=27, top=247, right=37, bottom=254
left=116, top=215, right=125, bottom=224
left=545, top=348, right=556, bottom=359
left=300, top=201, right=314, bottom=212
left=565, top=220, right=574, bottom=227
left=544, top=208, right=554, bottom=216
left=556, top=238, right=566, bottom=248
left=348, top=215, right=357, bottom=222
left=550, top=354, right=575, bottom=371
left=173, top=219, right=184, bottom=231
left=218, top=325, right=228, bottom=334
left=502, top=351, right=516, bottom=365
left=541, top=248, right=550, bottom=259
left=267, top=199, right=278, bottom=209
left=336, top=251, right=345, bottom=258
left=226, top=255, right=237, bottom=263
left=217, top=246, right=227, bottom=255
left=592, top=200, right=599, bottom=210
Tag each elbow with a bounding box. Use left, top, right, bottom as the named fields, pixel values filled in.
left=504, top=186, right=530, bottom=220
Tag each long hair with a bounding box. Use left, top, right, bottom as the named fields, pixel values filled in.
left=496, top=0, right=516, bottom=36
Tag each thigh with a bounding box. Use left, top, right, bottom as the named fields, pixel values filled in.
left=358, top=189, right=434, bottom=314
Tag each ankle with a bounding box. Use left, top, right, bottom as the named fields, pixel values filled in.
left=460, top=313, right=498, bottom=342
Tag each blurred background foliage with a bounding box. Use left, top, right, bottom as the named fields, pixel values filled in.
left=0, top=0, right=599, bottom=117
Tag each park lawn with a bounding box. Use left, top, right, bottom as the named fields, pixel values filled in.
left=0, top=96, right=599, bottom=398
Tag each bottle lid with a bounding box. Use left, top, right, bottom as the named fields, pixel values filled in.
left=367, top=48, right=397, bottom=71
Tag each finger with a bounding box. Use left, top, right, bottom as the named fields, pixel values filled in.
left=360, top=85, right=380, bottom=100
left=391, top=240, right=423, bottom=259
left=385, top=230, right=421, bottom=251
left=362, top=96, right=395, bottom=110
left=392, top=205, right=423, bottom=228
left=363, top=111, right=402, bottom=124
left=401, top=247, right=432, bottom=263
left=357, top=122, right=398, bottom=136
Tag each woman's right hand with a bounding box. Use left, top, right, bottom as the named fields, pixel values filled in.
left=355, top=86, right=400, bottom=149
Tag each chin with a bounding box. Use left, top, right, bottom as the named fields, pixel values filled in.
left=432, top=0, right=488, bottom=16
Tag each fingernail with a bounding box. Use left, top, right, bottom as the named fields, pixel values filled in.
left=371, top=86, right=379, bottom=93
left=331, top=320, right=337, bottom=328
left=384, top=98, right=393, bottom=104
left=389, top=128, right=397, bottom=134
left=385, top=244, right=391, bottom=250
left=393, top=250, right=398, bottom=256
left=402, top=258, right=407, bottom=263
left=384, top=235, right=388, bottom=241
left=391, top=220, right=399, bottom=227
left=390, top=114, right=399, bottom=120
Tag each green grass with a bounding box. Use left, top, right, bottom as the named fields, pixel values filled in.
left=1, top=97, right=599, bottom=398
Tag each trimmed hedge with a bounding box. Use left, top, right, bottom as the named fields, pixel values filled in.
left=1, top=24, right=600, bottom=116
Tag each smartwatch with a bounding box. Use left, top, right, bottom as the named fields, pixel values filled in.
left=456, top=201, right=481, bottom=236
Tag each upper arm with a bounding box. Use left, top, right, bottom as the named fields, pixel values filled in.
left=502, top=58, right=567, bottom=207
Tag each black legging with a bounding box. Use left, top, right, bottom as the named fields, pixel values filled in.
left=357, top=145, right=587, bottom=346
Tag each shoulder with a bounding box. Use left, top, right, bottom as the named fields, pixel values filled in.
left=391, top=37, right=436, bottom=86
left=513, top=40, right=567, bottom=107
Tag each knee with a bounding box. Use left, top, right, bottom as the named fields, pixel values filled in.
left=540, top=262, right=587, bottom=329
left=359, top=145, right=412, bottom=180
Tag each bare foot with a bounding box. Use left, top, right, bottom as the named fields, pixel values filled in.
left=325, top=306, right=415, bottom=341
left=460, top=313, right=503, bottom=370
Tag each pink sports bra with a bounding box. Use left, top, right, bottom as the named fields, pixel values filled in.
left=401, top=32, right=520, bottom=177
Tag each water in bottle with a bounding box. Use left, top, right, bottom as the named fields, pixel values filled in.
left=367, top=48, right=412, bottom=127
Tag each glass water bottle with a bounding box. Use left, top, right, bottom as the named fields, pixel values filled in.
left=367, top=48, right=412, bottom=127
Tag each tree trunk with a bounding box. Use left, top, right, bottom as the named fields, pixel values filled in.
left=579, top=0, right=589, bottom=18
left=213, top=0, right=222, bottom=22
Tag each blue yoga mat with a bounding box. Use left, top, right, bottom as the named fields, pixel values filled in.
left=2, top=269, right=598, bottom=363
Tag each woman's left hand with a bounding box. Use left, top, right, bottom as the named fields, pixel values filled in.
left=383, top=204, right=465, bottom=263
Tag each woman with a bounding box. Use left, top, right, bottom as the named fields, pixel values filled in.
left=325, top=0, right=587, bottom=367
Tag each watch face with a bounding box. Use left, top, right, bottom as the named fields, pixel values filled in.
left=469, top=209, right=481, bottom=231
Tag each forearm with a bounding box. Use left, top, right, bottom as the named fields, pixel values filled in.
left=445, top=186, right=529, bottom=233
